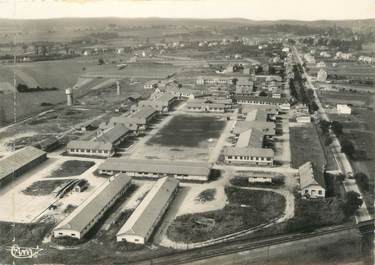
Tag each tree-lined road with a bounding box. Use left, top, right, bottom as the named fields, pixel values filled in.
left=292, top=46, right=372, bottom=224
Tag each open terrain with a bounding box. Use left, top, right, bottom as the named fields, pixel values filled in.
left=167, top=187, right=286, bottom=243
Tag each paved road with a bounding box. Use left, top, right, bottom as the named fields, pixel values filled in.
left=292, top=46, right=372, bottom=223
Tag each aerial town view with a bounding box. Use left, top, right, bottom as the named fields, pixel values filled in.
left=0, top=1, right=374, bottom=265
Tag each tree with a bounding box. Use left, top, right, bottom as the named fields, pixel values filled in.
left=341, top=139, right=355, bottom=157
left=98, top=58, right=104, bottom=65
left=259, top=91, right=268, bottom=97
left=343, top=191, right=363, bottom=217
left=354, top=172, right=369, bottom=192
left=324, top=136, right=333, bottom=146
left=331, top=121, right=343, bottom=136
left=319, top=120, right=330, bottom=134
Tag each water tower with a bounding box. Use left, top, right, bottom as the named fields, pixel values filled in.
left=116, top=80, right=121, bottom=96
left=65, top=88, right=73, bottom=106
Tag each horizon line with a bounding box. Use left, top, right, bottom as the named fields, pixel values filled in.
left=0, top=16, right=374, bottom=22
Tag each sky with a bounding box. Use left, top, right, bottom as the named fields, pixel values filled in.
left=0, top=0, right=374, bottom=20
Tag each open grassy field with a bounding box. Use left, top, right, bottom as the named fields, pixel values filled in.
left=47, top=160, right=95, bottom=178
left=22, top=180, right=69, bottom=196
left=319, top=91, right=370, bottom=107
left=290, top=124, right=326, bottom=169
left=167, top=187, right=286, bottom=243
left=85, top=62, right=178, bottom=79
left=147, top=115, right=226, bottom=147
left=0, top=58, right=99, bottom=88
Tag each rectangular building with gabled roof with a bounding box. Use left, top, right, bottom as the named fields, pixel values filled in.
left=98, top=159, right=211, bottom=182
left=116, top=177, right=179, bottom=244
left=66, top=140, right=114, bottom=158
left=298, top=161, right=325, bottom=199
left=0, top=146, right=47, bottom=188
left=53, top=174, right=132, bottom=239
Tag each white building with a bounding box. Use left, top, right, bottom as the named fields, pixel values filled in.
left=337, top=104, right=351, bottom=115
left=298, top=162, right=325, bottom=199
left=223, top=147, right=274, bottom=166
left=317, top=69, right=328, bottom=82
left=66, top=141, right=114, bottom=158
left=296, top=115, right=311, bottom=123
left=116, top=177, right=179, bottom=244
left=53, top=175, right=132, bottom=239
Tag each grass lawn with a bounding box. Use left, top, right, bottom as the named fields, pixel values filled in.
left=47, top=160, right=95, bottom=178
left=22, top=180, right=70, bottom=196
left=290, top=125, right=326, bottom=169
left=147, top=115, right=226, bottom=147
left=167, top=187, right=286, bottom=243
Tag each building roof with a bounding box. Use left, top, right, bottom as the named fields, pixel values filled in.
left=96, top=124, right=131, bottom=145
left=299, top=161, right=325, bottom=190
left=223, top=147, right=274, bottom=158
left=98, top=159, right=210, bottom=176
left=54, top=175, right=132, bottom=234
left=167, top=86, right=209, bottom=97
left=236, top=129, right=264, bottom=148
left=117, top=177, right=178, bottom=239
left=67, top=140, right=113, bottom=151
left=0, top=146, right=46, bottom=181
left=233, top=121, right=275, bottom=136
left=156, top=93, right=176, bottom=104
left=130, top=106, right=158, bottom=121
left=234, top=95, right=288, bottom=104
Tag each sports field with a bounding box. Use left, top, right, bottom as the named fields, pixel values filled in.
left=147, top=115, right=226, bottom=147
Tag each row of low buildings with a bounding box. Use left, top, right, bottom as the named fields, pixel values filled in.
left=53, top=176, right=179, bottom=245
left=53, top=174, right=132, bottom=239
left=66, top=94, right=175, bottom=159
left=222, top=105, right=276, bottom=166
left=66, top=124, right=133, bottom=158
left=185, top=98, right=232, bottom=113
left=0, top=146, right=47, bottom=188
left=233, top=95, right=290, bottom=110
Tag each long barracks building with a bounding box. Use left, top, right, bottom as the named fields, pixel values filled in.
left=98, top=159, right=211, bottom=182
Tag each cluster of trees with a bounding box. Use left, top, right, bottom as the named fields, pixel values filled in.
left=343, top=191, right=363, bottom=217
left=319, top=119, right=356, bottom=158
left=354, top=172, right=370, bottom=192
left=290, top=65, right=318, bottom=113
left=17, top=83, right=58, bottom=93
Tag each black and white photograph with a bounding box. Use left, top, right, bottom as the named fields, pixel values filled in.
left=0, top=0, right=374, bottom=264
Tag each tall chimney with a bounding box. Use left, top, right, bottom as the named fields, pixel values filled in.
left=116, top=80, right=121, bottom=96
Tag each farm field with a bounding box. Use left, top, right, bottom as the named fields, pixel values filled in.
left=318, top=91, right=370, bottom=107
left=309, top=63, right=375, bottom=78
left=0, top=58, right=99, bottom=88
left=85, top=62, right=179, bottom=79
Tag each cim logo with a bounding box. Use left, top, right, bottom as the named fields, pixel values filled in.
left=7, top=244, right=43, bottom=259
